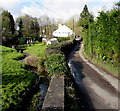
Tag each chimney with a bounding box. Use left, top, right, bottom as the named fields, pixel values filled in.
left=58, top=24, right=62, bottom=28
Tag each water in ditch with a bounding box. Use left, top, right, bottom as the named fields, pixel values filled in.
left=18, top=53, right=49, bottom=111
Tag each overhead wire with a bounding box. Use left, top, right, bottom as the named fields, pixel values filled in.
left=32, top=0, right=60, bottom=17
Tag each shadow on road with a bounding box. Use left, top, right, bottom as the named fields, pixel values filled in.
left=68, top=42, right=96, bottom=111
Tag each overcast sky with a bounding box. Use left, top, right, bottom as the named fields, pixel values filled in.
left=0, top=0, right=119, bottom=22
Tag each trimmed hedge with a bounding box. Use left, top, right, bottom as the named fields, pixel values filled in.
left=57, top=37, right=71, bottom=43
left=46, top=54, right=68, bottom=77
left=45, top=40, right=77, bottom=77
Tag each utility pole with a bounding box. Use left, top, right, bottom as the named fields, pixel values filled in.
left=73, top=18, right=75, bottom=38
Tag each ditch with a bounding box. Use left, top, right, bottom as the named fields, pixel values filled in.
left=17, top=53, right=49, bottom=111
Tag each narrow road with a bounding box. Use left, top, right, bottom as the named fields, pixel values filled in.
left=68, top=42, right=119, bottom=110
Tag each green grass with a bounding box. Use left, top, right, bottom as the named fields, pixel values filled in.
left=24, top=43, right=47, bottom=58
left=1, top=45, right=38, bottom=110
left=84, top=53, right=119, bottom=77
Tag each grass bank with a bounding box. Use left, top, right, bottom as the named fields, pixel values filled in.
left=84, top=53, right=119, bottom=78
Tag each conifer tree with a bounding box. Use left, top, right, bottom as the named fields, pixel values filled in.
left=2, top=10, right=15, bottom=46
left=79, top=4, right=94, bottom=29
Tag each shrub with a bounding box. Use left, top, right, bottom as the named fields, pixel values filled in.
left=57, top=37, right=71, bottom=42
left=45, top=54, right=68, bottom=77
left=24, top=56, right=40, bottom=68
left=42, top=40, right=47, bottom=45
left=45, top=39, right=77, bottom=77
left=2, top=46, right=38, bottom=110
left=46, top=40, right=77, bottom=57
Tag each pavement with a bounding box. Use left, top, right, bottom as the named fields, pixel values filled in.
left=68, top=42, right=119, bottom=110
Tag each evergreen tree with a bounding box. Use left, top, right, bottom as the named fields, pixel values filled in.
left=79, top=4, right=94, bottom=29
left=2, top=10, right=15, bottom=46
left=18, top=18, right=23, bottom=38
left=16, top=15, right=40, bottom=44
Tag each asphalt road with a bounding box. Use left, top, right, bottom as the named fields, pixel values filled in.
left=68, top=42, right=119, bottom=110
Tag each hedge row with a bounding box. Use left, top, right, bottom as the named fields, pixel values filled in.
left=82, top=8, right=119, bottom=75
left=57, top=37, right=71, bottom=43
left=45, top=40, right=77, bottom=77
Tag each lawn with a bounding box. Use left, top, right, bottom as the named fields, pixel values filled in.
left=24, top=43, right=47, bottom=58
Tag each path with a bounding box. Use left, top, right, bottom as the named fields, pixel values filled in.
left=68, top=42, right=119, bottom=110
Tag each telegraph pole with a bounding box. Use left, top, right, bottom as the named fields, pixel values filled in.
left=73, top=18, right=75, bottom=38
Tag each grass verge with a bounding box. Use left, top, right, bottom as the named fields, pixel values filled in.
left=84, top=53, right=119, bottom=78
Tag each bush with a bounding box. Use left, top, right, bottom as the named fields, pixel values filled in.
left=45, top=54, right=68, bottom=77
left=57, top=37, right=71, bottom=42
left=2, top=46, right=38, bottom=110
left=24, top=56, right=40, bottom=68
left=46, top=40, right=77, bottom=57
left=45, top=39, right=77, bottom=77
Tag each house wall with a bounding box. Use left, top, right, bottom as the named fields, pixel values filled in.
left=53, top=24, right=73, bottom=37
left=53, top=32, right=71, bottom=37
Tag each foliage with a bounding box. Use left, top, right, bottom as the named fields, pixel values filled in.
left=1, top=45, right=38, bottom=110
left=26, top=91, right=41, bottom=111
left=46, top=40, right=76, bottom=56
left=79, top=4, right=94, bottom=29
left=57, top=37, right=71, bottom=42
left=2, top=10, right=15, bottom=46
left=1, top=45, right=24, bottom=59
left=16, top=15, right=40, bottom=44
left=65, top=17, right=82, bottom=37
left=16, top=15, right=40, bottom=38
left=37, top=15, right=57, bottom=37
left=81, top=6, right=119, bottom=75
left=45, top=40, right=77, bottom=77
left=65, top=73, right=82, bottom=111
left=17, top=18, right=23, bottom=38
left=45, top=53, right=68, bottom=77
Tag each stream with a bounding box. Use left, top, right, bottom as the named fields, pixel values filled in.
left=18, top=52, right=49, bottom=111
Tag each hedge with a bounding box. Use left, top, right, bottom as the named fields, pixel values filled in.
left=45, top=40, right=77, bottom=77
left=82, top=8, right=120, bottom=75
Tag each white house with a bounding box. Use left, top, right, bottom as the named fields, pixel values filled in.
left=53, top=24, right=73, bottom=37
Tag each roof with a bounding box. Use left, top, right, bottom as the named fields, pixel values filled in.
left=53, top=24, right=73, bottom=37
left=54, top=24, right=72, bottom=33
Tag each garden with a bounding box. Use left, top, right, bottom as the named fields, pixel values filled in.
left=1, top=46, right=38, bottom=110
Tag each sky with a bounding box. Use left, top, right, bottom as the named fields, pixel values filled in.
left=0, top=0, right=119, bottom=22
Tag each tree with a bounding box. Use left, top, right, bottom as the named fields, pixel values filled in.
left=65, top=16, right=82, bottom=37
left=29, top=17, right=40, bottom=37
left=16, top=15, right=40, bottom=44
left=2, top=10, right=15, bottom=46
left=37, top=15, right=57, bottom=37
left=79, top=4, right=94, bottom=29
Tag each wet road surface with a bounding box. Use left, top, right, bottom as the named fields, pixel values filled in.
left=68, top=42, right=119, bottom=110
